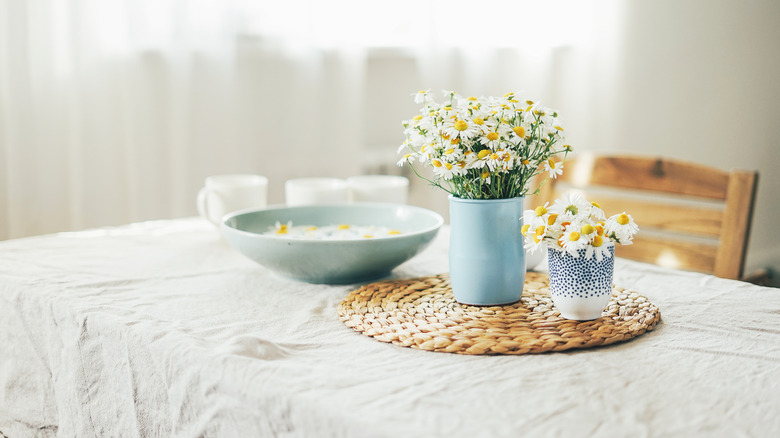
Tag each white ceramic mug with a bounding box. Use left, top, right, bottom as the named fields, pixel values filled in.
left=348, top=175, right=409, bottom=204
left=197, top=174, right=268, bottom=225
left=285, top=178, right=349, bottom=206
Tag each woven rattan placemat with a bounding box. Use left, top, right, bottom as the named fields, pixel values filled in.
left=339, top=272, right=660, bottom=355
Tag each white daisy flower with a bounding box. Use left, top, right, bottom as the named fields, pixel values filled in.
left=585, top=237, right=613, bottom=261
left=442, top=117, right=480, bottom=141
left=432, top=160, right=460, bottom=180
left=543, top=158, right=564, bottom=178
left=397, top=152, right=415, bottom=167
left=559, top=225, right=589, bottom=257
left=605, top=212, right=639, bottom=244
left=485, top=150, right=510, bottom=172
left=478, top=130, right=503, bottom=150
left=413, top=89, right=431, bottom=104
left=584, top=201, right=607, bottom=222
left=550, top=192, right=589, bottom=217
left=523, top=222, right=550, bottom=253
left=468, top=148, right=492, bottom=170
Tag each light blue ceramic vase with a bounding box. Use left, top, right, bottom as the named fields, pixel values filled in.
left=449, top=195, right=526, bottom=305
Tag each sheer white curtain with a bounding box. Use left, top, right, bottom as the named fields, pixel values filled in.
left=0, top=0, right=623, bottom=240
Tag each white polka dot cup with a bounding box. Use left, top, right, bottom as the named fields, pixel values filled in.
left=547, top=245, right=615, bottom=320
left=285, top=178, right=349, bottom=206
left=347, top=175, right=409, bottom=204
left=197, top=174, right=268, bottom=226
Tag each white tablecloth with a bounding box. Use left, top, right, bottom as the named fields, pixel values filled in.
left=1, top=218, right=779, bottom=437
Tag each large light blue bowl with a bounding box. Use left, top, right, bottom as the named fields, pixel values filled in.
left=221, top=204, right=444, bottom=284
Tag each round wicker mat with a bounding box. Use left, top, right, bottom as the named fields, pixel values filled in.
left=339, top=272, right=660, bottom=355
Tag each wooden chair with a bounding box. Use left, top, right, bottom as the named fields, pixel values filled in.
left=530, top=153, right=758, bottom=280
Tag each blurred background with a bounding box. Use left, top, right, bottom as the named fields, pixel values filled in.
left=1, top=0, right=778, bottom=283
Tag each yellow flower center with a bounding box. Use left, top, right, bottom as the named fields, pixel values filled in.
left=534, top=206, right=547, bottom=216
left=490, top=153, right=499, bottom=160
left=487, top=132, right=499, bottom=141
left=535, top=225, right=546, bottom=236
left=450, top=138, right=461, bottom=145
left=432, top=159, right=442, bottom=167
left=521, top=159, right=530, bottom=165
left=413, top=115, right=423, bottom=122
left=473, top=117, right=484, bottom=125
left=481, top=170, right=490, bottom=179
left=593, top=235, right=604, bottom=247
left=388, top=230, right=401, bottom=235
left=617, top=214, right=630, bottom=225
left=444, top=148, right=455, bottom=155
left=548, top=159, right=556, bottom=168
left=477, top=149, right=491, bottom=160
left=568, top=231, right=581, bottom=242
left=306, top=226, right=318, bottom=231
left=547, top=214, right=558, bottom=226
left=444, top=162, right=453, bottom=170
left=526, top=100, right=534, bottom=105
left=454, top=120, right=469, bottom=131
left=554, top=125, right=563, bottom=131
left=338, top=224, right=350, bottom=230
left=513, top=126, right=525, bottom=137
left=276, top=225, right=288, bottom=234
left=467, top=96, right=478, bottom=101
left=581, top=224, right=595, bottom=235
left=457, top=161, right=466, bottom=168
left=521, top=224, right=530, bottom=236
left=591, top=201, right=601, bottom=209
left=595, top=224, right=605, bottom=236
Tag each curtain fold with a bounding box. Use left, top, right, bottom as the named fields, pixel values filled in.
left=0, top=0, right=621, bottom=240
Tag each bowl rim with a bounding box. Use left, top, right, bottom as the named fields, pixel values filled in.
left=220, top=203, right=444, bottom=244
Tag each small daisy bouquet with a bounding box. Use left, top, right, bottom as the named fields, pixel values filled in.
left=397, top=90, right=571, bottom=199
left=522, top=193, right=639, bottom=260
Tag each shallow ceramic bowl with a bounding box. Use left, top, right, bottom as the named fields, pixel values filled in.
left=221, top=204, right=444, bottom=284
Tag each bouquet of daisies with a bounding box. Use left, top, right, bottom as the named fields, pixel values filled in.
left=397, top=90, right=571, bottom=199
left=522, top=193, right=639, bottom=260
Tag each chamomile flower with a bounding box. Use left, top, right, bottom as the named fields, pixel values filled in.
left=442, top=117, right=480, bottom=141
left=273, top=221, right=292, bottom=235
left=605, top=212, right=639, bottom=244
left=559, top=225, right=590, bottom=257
left=479, top=130, right=503, bottom=150
left=521, top=209, right=543, bottom=233
left=550, top=192, right=589, bottom=217
left=396, top=152, right=414, bottom=167
left=524, top=223, right=550, bottom=253
left=544, top=158, right=564, bottom=178
left=584, top=201, right=607, bottom=222
left=432, top=160, right=462, bottom=180
left=485, top=150, right=511, bottom=172
left=413, top=89, right=431, bottom=104
left=585, top=236, right=613, bottom=262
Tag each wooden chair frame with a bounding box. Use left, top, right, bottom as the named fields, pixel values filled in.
left=530, top=154, right=758, bottom=280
